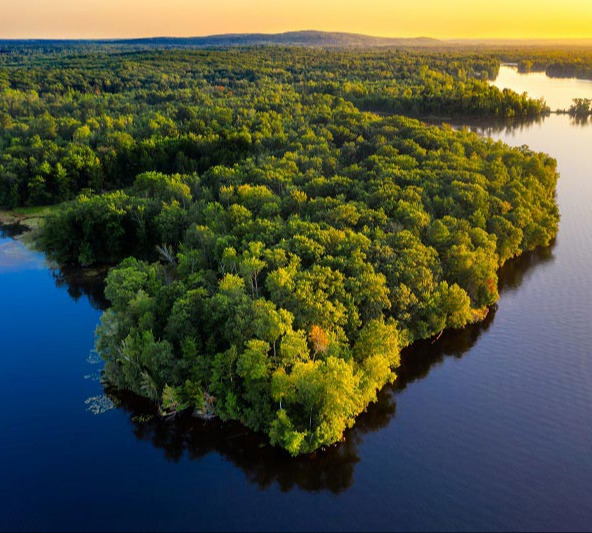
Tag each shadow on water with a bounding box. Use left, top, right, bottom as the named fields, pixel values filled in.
left=424, top=114, right=549, bottom=136
left=569, top=114, right=591, bottom=127
left=110, top=389, right=365, bottom=494
left=51, top=265, right=109, bottom=310
left=100, top=242, right=556, bottom=495
left=397, top=242, right=555, bottom=390
left=0, top=222, right=28, bottom=239
left=0, top=221, right=557, bottom=494
left=445, top=114, right=591, bottom=136
left=497, top=240, right=556, bottom=292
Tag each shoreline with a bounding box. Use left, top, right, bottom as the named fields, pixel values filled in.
left=0, top=206, right=56, bottom=244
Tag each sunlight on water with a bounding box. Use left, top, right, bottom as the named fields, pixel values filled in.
left=491, top=65, right=592, bottom=111
left=0, top=238, right=46, bottom=273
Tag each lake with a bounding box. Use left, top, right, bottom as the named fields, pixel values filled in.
left=1, top=66, right=592, bottom=532
left=493, top=64, right=592, bottom=111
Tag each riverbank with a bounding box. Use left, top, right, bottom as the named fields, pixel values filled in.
left=0, top=205, right=56, bottom=229
left=0, top=205, right=57, bottom=245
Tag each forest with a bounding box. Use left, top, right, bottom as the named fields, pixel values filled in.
left=0, top=48, right=550, bottom=208
left=1, top=46, right=560, bottom=454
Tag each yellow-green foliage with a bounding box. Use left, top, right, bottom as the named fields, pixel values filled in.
left=23, top=48, right=560, bottom=454
left=90, top=113, right=558, bottom=454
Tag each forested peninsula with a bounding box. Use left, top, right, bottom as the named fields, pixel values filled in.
left=0, top=47, right=559, bottom=454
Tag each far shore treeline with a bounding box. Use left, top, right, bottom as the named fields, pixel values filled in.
left=0, top=46, right=560, bottom=454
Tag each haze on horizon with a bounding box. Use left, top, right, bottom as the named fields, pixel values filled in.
left=2, top=0, right=592, bottom=41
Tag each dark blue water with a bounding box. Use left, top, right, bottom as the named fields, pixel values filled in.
left=2, top=70, right=592, bottom=532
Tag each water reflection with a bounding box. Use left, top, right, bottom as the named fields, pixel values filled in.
left=51, top=265, right=109, bottom=310
left=425, top=114, right=552, bottom=137
left=492, top=65, right=592, bottom=112
left=0, top=222, right=28, bottom=239
left=496, top=242, right=556, bottom=293
left=109, top=389, right=364, bottom=494
left=441, top=108, right=592, bottom=137
left=398, top=244, right=555, bottom=390
left=569, top=114, right=591, bottom=127
left=0, top=224, right=108, bottom=309
left=0, top=226, right=47, bottom=272
left=101, top=243, right=556, bottom=494
left=464, top=115, right=547, bottom=136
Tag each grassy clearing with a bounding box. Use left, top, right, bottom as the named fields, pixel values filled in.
left=0, top=205, right=58, bottom=226
left=0, top=205, right=59, bottom=246
left=12, top=205, right=59, bottom=218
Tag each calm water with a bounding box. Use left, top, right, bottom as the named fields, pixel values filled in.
left=2, top=68, right=592, bottom=531
left=493, top=64, right=592, bottom=111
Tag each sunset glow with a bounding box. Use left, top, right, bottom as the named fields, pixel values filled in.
left=2, top=0, right=592, bottom=40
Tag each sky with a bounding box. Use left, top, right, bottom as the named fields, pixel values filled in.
left=2, top=0, right=592, bottom=40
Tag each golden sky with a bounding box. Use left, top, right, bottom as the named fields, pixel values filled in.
left=2, top=0, right=592, bottom=40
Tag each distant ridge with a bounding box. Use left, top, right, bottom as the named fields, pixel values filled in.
left=110, top=30, right=442, bottom=48
left=2, top=32, right=592, bottom=49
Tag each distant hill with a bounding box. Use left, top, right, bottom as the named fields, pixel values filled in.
left=3, top=32, right=592, bottom=50
left=111, top=31, right=442, bottom=48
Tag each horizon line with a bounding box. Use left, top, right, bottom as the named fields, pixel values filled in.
left=1, top=30, right=592, bottom=43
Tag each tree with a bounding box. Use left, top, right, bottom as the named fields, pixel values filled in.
left=251, top=299, right=293, bottom=358
left=309, top=325, right=330, bottom=360
left=239, top=242, right=266, bottom=298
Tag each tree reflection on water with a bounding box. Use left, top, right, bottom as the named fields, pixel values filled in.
left=101, top=243, right=555, bottom=494
left=0, top=218, right=556, bottom=494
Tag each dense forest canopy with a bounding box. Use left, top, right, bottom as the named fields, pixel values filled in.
left=0, top=46, right=560, bottom=454
left=0, top=47, right=549, bottom=208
